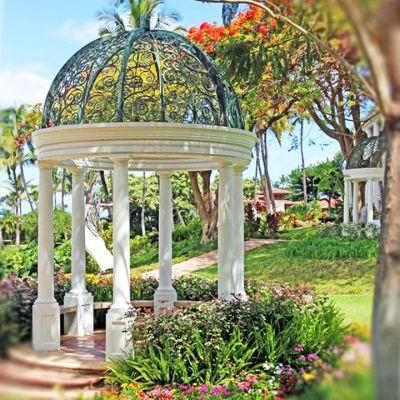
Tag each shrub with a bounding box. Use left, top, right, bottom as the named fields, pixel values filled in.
left=286, top=201, right=322, bottom=222
left=0, top=243, right=38, bottom=278
left=172, top=219, right=202, bottom=242
left=108, top=294, right=347, bottom=393
left=286, top=235, right=378, bottom=260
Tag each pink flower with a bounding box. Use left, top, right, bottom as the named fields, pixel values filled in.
left=199, top=384, right=209, bottom=392
left=295, top=344, right=304, bottom=353
left=298, top=355, right=306, bottom=361
left=307, top=353, right=319, bottom=361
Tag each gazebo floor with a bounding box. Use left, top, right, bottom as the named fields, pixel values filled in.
left=0, top=331, right=107, bottom=400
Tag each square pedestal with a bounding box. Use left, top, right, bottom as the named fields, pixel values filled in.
left=64, top=292, right=94, bottom=336
left=105, top=307, right=133, bottom=360
left=154, top=288, right=177, bottom=312
left=32, top=301, right=60, bottom=351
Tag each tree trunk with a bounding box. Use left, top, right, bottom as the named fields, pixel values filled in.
left=99, top=170, right=112, bottom=220
left=261, top=133, right=276, bottom=212
left=61, top=168, right=66, bottom=210
left=20, top=162, right=34, bottom=212
left=15, top=203, right=20, bottom=246
left=0, top=227, right=4, bottom=249
left=188, top=171, right=218, bottom=243
left=256, top=140, right=271, bottom=211
left=373, top=118, right=400, bottom=400
left=141, top=171, right=146, bottom=236
left=300, top=121, right=308, bottom=203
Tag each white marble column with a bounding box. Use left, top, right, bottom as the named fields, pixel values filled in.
left=33, top=162, right=60, bottom=351
left=106, top=159, right=132, bottom=360
left=367, top=179, right=374, bottom=223
left=218, top=163, right=234, bottom=300
left=154, top=172, right=177, bottom=311
left=231, top=168, right=247, bottom=300
left=352, top=181, right=359, bottom=224
left=64, top=167, right=93, bottom=336
left=343, top=180, right=350, bottom=224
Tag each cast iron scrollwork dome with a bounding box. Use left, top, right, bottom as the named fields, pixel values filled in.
left=346, top=136, right=387, bottom=170
left=42, top=28, right=244, bottom=129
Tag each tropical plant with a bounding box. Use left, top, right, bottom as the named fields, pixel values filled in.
left=97, top=0, right=181, bottom=36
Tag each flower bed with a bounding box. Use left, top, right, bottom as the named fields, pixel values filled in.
left=103, top=289, right=347, bottom=399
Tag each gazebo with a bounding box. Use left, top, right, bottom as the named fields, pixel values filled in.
left=32, top=28, right=255, bottom=360
left=343, top=131, right=386, bottom=226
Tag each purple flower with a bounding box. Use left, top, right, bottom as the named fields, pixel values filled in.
left=307, top=353, right=319, bottom=361
left=212, top=386, right=230, bottom=396
left=298, top=355, right=306, bottom=362
left=295, top=344, right=304, bottom=353
left=199, top=384, right=209, bottom=393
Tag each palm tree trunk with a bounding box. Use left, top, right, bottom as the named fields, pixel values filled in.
left=99, top=170, right=112, bottom=219
left=141, top=171, right=146, bottom=236
left=261, top=133, right=276, bottom=212
left=300, top=121, right=307, bottom=203
left=20, top=162, right=34, bottom=212
left=61, top=168, right=66, bottom=210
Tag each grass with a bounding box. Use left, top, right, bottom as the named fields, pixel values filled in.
left=131, top=239, right=217, bottom=276
left=194, top=227, right=376, bottom=326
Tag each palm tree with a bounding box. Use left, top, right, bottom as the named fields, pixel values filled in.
left=0, top=105, right=40, bottom=212
left=97, top=0, right=182, bottom=35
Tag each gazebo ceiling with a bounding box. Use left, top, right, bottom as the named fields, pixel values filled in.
left=42, top=28, right=244, bottom=130
left=346, top=136, right=387, bottom=170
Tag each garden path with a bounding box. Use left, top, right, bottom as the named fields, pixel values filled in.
left=142, top=238, right=278, bottom=279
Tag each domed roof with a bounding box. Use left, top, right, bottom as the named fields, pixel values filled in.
left=42, top=28, right=244, bottom=129
left=346, top=136, right=387, bottom=169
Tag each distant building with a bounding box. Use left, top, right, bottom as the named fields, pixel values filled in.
left=253, top=188, right=298, bottom=213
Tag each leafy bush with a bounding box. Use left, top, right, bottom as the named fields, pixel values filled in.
left=20, top=210, right=72, bottom=246
left=286, top=235, right=378, bottom=260
left=108, top=294, right=346, bottom=393
left=0, top=294, right=22, bottom=357
left=285, top=200, right=322, bottom=222
left=0, top=243, right=38, bottom=278
left=172, top=219, right=202, bottom=242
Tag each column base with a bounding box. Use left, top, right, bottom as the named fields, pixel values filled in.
left=154, top=288, right=177, bottom=312
left=105, top=307, right=133, bottom=360
left=32, top=301, right=60, bottom=351
left=64, top=292, right=94, bottom=336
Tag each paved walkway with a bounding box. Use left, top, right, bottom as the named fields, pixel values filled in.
left=142, top=238, right=277, bottom=279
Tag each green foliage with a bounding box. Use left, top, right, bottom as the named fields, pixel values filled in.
left=172, top=219, right=201, bottom=242
left=0, top=243, right=37, bottom=278
left=287, top=235, right=378, bottom=260
left=108, top=295, right=346, bottom=388
left=277, top=154, right=344, bottom=203
left=285, top=199, right=322, bottom=221
left=0, top=294, right=22, bottom=357
left=196, top=227, right=376, bottom=296
left=19, top=210, right=71, bottom=246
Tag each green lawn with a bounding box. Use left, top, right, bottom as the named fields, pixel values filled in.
left=194, top=228, right=376, bottom=327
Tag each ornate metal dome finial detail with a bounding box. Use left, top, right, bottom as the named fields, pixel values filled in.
left=42, top=29, right=244, bottom=129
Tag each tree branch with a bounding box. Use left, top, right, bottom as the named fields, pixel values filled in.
left=196, top=0, right=377, bottom=99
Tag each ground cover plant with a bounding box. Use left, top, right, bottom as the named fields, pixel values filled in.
left=103, top=287, right=347, bottom=399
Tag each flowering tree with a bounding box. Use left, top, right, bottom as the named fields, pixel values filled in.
left=195, top=0, right=400, bottom=397
left=189, top=0, right=370, bottom=212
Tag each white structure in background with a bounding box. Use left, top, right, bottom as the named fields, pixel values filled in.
left=343, top=117, right=386, bottom=226
left=31, top=29, right=255, bottom=360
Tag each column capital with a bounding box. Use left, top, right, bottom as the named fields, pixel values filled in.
left=110, top=157, right=130, bottom=166
left=38, top=160, right=56, bottom=169
left=217, top=160, right=234, bottom=169
left=158, top=171, right=172, bottom=178
left=69, top=166, right=85, bottom=176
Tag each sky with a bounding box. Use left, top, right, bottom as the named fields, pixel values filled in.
left=0, top=0, right=340, bottom=208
